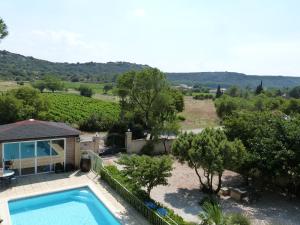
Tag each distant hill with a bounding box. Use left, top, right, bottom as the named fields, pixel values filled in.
left=0, top=50, right=149, bottom=82
left=167, top=72, right=300, bottom=88
left=1, top=50, right=300, bottom=88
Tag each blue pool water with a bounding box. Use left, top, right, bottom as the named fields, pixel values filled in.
left=8, top=187, right=122, bottom=225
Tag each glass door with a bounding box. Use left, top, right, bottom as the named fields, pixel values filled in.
left=51, top=139, right=65, bottom=172
left=37, top=140, right=52, bottom=173
left=20, top=142, right=36, bottom=175
left=3, top=143, right=20, bottom=176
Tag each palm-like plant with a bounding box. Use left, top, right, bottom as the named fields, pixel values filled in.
left=199, top=202, right=227, bottom=225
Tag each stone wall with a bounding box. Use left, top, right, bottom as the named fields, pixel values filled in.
left=125, top=131, right=174, bottom=154
left=80, top=135, right=102, bottom=153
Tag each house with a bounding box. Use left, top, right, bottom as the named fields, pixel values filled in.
left=0, top=119, right=80, bottom=176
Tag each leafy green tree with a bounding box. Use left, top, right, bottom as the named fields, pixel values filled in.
left=216, top=85, right=223, bottom=98
left=253, top=96, right=265, bottom=111
left=226, top=86, right=240, bottom=97
left=169, top=89, right=184, bottom=112
left=289, top=86, right=300, bottom=99
left=224, top=111, right=300, bottom=192
left=103, top=84, right=113, bottom=94
left=79, top=112, right=115, bottom=131
left=159, top=120, right=180, bottom=153
left=11, top=87, right=49, bottom=119
left=115, top=88, right=129, bottom=120
left=0, top=94, right=21, bottom=124
left=32, top=80, right=46, bottom=93
left=44, top=76, right=64, bottom=92
left=172, top=129, right=246, bottom=194
left=0, top=87, right=49, bottom=124
left=284, top=99, right=300, bottom=114
left=78, top=84, right=94, bottom=97
left=214, top=96, right=240, bottom=118
left=255, top=80, right=263, bottom=95
left=0, top=18, right=8, bottom=40
left=116, top=68, right=183, bottom=138
left=117, top=154, right=173, bottom=195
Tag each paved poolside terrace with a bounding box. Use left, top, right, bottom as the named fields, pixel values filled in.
left=0, top=171, right=150, bottom=225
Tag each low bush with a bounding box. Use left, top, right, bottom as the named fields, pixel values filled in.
left=193, top=93, right=214, bottom=100
left=177, top=115, right=186, bottom=121
left=77, top=84, right=94, bottom=97
left=140, top=141, right=155, bottom=155
left=227, top=213, right=251, bottom=225
left=199, top=195, right=219, bottom=206
left=79, top=113, right=115, bottom=131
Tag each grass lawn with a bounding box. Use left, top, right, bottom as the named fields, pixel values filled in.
left=179, top=96, right=219, bottom=129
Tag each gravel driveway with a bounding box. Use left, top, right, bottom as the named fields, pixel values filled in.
left=151, top=161, right=300, bottom=225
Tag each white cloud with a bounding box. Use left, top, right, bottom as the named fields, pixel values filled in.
left=133, top=8, right=145, bottom=17
left=26, top=29, right=114, bottom=63
left=32, top=30, right=89, bottom=48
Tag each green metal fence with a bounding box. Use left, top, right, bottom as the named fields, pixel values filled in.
left=100, top=168, right=172, bottom=225
left=83, top=150, right=173, bottom=225
left=82, top=150, right=103, bottom=173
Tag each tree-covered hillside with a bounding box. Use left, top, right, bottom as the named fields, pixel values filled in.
left=1, top=50, right=300, bottom=88
left=0, top=50, right=149, bottom=81
left=167, top=72, right=300, bottom=88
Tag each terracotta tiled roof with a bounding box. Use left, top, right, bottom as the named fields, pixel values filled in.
left=0, top=119, right=80, bottom=142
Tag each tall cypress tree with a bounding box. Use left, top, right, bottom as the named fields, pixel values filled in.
left=255, top=80, right=263, bottom=95
left=216, top=85, right=222, bottom=98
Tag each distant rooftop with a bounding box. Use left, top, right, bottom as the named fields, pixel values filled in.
left=0, top=119, right=80, bottom=142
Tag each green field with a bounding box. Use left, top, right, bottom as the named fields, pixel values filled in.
left=0, top=81, right=30, bottom=92
left=42, top=93, right=120, bottom=125
left=63, top=81, right=114, bottom=94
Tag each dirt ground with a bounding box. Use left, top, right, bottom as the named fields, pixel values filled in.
left=180, top=97, right=219, bottom=129
left=103, top=156, right=300, bottom=224
left=151, top=161, right=300, bottom=225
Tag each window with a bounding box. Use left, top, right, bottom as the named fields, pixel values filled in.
left=3, top=143, right=19, bottom=160
left=51, top=139, right=65, bottom=171
left=20, top=142, right=35, bottom=175
left=37, top=140, right=51, bottom=173
left=2, top=139, right=66, bottom=176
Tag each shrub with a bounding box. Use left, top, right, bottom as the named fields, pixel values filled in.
left=79, top=113, right=114, bottom=131
left=193, top=93, right=214, bottom=100
left=199, top=202, right=227, bottom=225
left=177, top=114, right=186, bottom=121
left=227, top=213, right=251, bottom=225
left=140, top=141, right=155, bottom=155
left=17, top=81, right=24, bottom=85
left=78, top=84, right=94, bottom=97
left=199, top=195, right=219, bottom=206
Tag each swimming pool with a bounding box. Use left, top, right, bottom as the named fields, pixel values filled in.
left=8, top=187, right=121, bottom=225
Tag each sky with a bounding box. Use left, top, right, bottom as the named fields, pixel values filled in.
left=0, top=0, right=300, bottom=76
